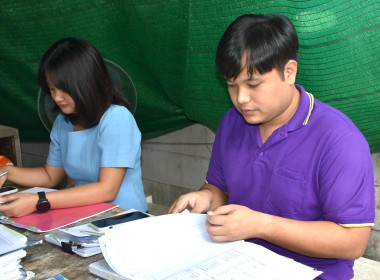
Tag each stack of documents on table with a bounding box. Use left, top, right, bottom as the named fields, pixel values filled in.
left=45, top=222, right=103, bottom=257
left=0, top=225, right=28, bottom=280
left=95, top=213, right=322, bottom=280
left=45, top=209, right=149, bottom=257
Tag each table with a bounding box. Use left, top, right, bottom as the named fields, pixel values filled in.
left=12, top=207, right=124, bottom=279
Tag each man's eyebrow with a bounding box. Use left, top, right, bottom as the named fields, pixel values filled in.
left=225, top=76, right=259, bottom=82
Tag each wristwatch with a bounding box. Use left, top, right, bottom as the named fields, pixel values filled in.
left=36, top=192, right=51, bottom=213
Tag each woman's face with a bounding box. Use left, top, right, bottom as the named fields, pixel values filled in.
left=46, top=77, right=75, bottom=115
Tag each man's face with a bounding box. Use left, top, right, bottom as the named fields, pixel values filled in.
left=226, top=66, right=298, bottom=127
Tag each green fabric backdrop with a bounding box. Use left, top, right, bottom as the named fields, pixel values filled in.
left=1, top=0, right=379, bottom=152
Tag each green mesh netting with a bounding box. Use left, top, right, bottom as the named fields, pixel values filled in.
left=1, top=0, right=379, bottom=152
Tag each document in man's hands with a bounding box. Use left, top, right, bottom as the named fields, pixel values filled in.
left=89, top=259, right=128, bottom=280
left=97, top=213, right=322, bottom=280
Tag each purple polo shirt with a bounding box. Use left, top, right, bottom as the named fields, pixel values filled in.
left=206, top=84, right=375, bottom=280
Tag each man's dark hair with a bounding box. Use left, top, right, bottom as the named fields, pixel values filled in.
left=38, top=38, right=130, bottom=128
left=216, top=14, right=299, bottom=80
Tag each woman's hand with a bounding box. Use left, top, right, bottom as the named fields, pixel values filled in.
left=0, top=193, right=39, bottom=217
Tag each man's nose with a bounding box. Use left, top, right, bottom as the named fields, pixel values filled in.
left=237, top=87, right=250, bottom=104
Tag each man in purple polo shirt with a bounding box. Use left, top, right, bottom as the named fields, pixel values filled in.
left=169, top=13, right=375, bottom=280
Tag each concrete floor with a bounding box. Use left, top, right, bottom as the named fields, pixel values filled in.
left=353, top=257, right=380, bottom=279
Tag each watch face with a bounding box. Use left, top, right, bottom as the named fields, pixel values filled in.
left=37, top=200, right=51, bottom=213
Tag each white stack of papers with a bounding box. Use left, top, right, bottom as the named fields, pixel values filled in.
left=45, top=223, right=102, bottom=257
left=0, top=225, right=28, bottom=280
left=89, top=259, right=127, bottom=280
left=97, top=213, right=322, bottom=280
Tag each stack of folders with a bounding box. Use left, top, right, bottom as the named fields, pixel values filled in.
left=0, top=225, right=28, bottom=280
left=45, top=223, right=102, bottom=257
left=45, top=209, right=150, bottom=258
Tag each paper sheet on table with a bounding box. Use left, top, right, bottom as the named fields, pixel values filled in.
left=0, top=225, right=27, bottom=255
left=99, top=213, right=322, bottom=280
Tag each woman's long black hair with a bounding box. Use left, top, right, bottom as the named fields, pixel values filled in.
left=38, top=38, right=130, bottom=128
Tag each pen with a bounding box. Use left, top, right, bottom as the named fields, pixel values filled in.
left=0, top=171, right=8, bottom=177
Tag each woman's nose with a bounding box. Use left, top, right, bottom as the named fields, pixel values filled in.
left=51, top=90, right=63, bottom=102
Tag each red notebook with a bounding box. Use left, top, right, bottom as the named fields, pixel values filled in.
left=0, top=203, right=118, bottom=232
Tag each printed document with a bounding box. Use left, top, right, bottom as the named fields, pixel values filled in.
left=0, top=225, right=27, bottom=255
left=98, top=213, right=322, bottom=279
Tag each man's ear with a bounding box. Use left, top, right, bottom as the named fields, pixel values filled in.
left=283, top=60, right=298, bottom=85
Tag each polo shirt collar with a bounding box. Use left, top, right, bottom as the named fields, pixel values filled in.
left=287, top=84, right=315, bottom=132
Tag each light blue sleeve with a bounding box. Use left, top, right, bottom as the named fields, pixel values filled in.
left=47, top=113, right=69, bottom=167
left=98, top=105, right=142, bottom=168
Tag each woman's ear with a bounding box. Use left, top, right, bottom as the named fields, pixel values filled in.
left=283, top=60, right=298, bottom=85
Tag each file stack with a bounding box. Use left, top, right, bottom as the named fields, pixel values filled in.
left=0, top=225, right=28, bottom=280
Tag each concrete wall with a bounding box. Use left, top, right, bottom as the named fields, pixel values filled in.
left=20, top=123, right=379, bottom=261
left=141, top=124, right=214, bottom=206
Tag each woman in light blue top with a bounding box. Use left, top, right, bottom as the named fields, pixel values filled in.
left=0, top=38, right=148, bottom=217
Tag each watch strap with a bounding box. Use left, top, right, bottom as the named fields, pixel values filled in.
left=36, top=191, right=51, bottom=213
left=37, top=192, right=47, bottom=200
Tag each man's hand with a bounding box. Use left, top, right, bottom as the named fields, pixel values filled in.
left=0, top=193, right=39, bottom=217
left=168, top=189, right=212, bottom=214
left=206, top=204, right=371, bottom=259
left=206, top=204, right=264, bottom=242
left=169, top=183, right=228, bottom=214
